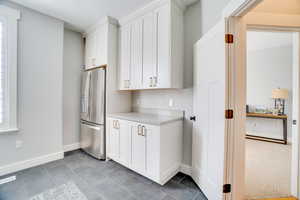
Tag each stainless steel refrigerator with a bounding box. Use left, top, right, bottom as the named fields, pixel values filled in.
left=80, top=67, right=106, bottom=160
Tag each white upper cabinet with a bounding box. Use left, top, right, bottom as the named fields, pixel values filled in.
left=94, top=25, right=107, bottom=67
left=155, top=4, right=171, bottom=88
left=119, top=0, right=184, bottom=90
left=85, top=30, right=97, bottom=69
left=85, top=21, right=108, bottom=69
left=142, top=12, right=156, bottom=89
left=130, top=19, right=143, bottom=89
left=119, top=25, right=132, bottom=90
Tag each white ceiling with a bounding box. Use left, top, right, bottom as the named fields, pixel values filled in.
left=10, top=0, right=198, bottom=32
left=247, top=31, right=293, bottom=52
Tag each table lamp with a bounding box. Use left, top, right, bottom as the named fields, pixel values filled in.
left=272, top=88, right=288, bottom=115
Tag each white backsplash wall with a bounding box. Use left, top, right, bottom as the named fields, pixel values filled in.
left=247, top=32, right=293, bottom=141
left=133, top=2, right=201, bottom=166
left=63, top=29, right=83, bottom=147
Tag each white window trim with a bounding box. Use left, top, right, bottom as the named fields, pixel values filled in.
left=0, top=5, right=20, bottom=133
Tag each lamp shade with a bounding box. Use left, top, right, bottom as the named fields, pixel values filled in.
left=272, top=88, right=289, bottom=99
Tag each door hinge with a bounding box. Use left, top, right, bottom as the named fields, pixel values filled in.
left=225, top=109, right=234, bottom=119
left=223, top=184, right=231, bottom=193
left=225, top=34, right=234, bottom=44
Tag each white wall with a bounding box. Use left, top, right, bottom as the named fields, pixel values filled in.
left=0, top=1, right=64, bottom=169
left=246, top=31, right=293, bottom=141
left=63, top=29, right=83, bottom=147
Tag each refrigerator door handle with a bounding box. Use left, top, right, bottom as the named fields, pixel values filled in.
left=81, top=121, right=101, bottom=131
left=87, top=72, right=92, bottom=121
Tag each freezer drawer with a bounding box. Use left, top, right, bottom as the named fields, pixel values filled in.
left=80, top=121, right=105, bottom=160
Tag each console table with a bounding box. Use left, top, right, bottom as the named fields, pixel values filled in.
left=246, top=113, right=287, bottom=145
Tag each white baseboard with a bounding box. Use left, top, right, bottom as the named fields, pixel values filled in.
left=0, top=151, right=64, bottom=177
left=63, top=143, right=80, bottom=152
left=180, top=164, right=192, bottom=176
left=0, top=176, right=16, bottom=185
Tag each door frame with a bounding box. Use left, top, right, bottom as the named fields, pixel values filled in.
left=222, top=0, right=300, bottom=199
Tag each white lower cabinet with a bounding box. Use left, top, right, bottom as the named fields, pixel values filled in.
left=109, top=119, right=120, bottom=160
left=107, top=117, right=183, bottom=185
left=107, top=119, right=131, bottom=166
left=131, top=123, right=147, bottom=173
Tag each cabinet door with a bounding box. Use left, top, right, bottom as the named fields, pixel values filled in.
left=120, top=25, right=132, bottom=89
left=109, top=119, right=120, bottom=160
left=119, top=120, right=131, bottom=166
left=155, top=5, right=170, bottom=88
left=142, top=13, right=155, bottom=89
left=85, top=30, right=97, bottom=69
left=131, top=123, right=146, bottom=173
left=95, top=25, right=107, bottom=67
left=144, top=125, right=159, bottom=179
left=130, top=19, right=143, bottom=89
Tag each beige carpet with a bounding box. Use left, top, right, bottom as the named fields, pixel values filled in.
left=245, top=139, right=292, bottom=200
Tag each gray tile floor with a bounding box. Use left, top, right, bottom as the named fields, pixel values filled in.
left=0, top=150, right=207, bottom=200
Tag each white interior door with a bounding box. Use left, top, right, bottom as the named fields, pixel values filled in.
left=291, top=32, right=300, bottom=198
left=192, top=19, right=229, bottom=200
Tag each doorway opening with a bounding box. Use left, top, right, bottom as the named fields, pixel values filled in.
left=245, top=29, right=296, bottom=199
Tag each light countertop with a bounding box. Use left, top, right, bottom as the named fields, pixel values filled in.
left=107, top=112, right=183, bottom=125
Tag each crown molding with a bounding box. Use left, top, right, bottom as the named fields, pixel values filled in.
left=85, top=16, right=118, bottom=34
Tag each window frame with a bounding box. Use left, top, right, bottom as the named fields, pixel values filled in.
left=0, top=5, right=20, bottom=133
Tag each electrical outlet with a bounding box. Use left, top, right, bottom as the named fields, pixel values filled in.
left=16, top=140, right=23, bottom=149
left=169, top=99, right=174, bottom=107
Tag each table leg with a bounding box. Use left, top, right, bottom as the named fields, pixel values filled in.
left=283, top=118, right=287, bottom=145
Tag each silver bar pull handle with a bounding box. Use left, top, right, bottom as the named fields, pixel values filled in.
left=153, top=76, right=157, bottom=87
left=91, top=58, right=96, bottom=66
left=149, top=77, right=153, bottom=87
left=116, top=121, right=120, bottom=129
left=142, top=126, right=146, bottom=137
left=124, top=80, right=130, bottom=88
left=114, top=120, right=120, bottom=130
left=138, top=125, right=143, bottom=135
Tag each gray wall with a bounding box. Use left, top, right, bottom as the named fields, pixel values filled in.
left=63, top=29, right=83, bottom=146
left=200, top=0, right=231, bottom=34
left=0, top=1, right=64, bottom=167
